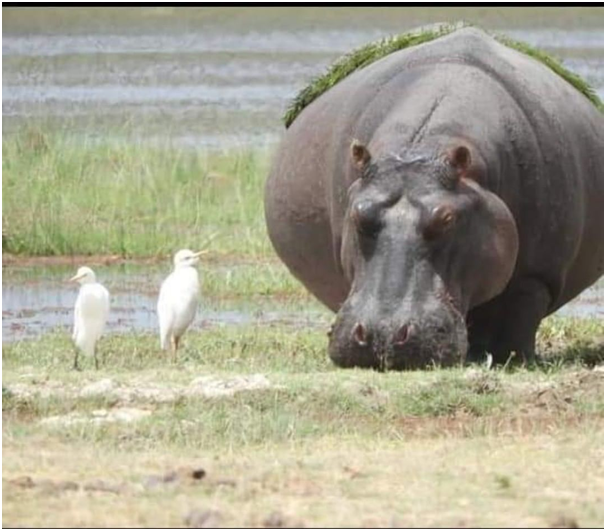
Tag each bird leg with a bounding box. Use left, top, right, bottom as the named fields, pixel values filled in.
left=171, top=336, right=180, bottom=363
left=73, top=348, right=81, bottom=371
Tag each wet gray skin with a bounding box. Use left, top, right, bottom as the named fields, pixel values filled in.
left=329, top=143, right=518, bottom=371
left=265, top=28, right=603, bottom=372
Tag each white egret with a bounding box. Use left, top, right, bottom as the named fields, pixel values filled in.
left=69, top=266, right=110, bottom=370
left=157, top=249, right=206, bottom=360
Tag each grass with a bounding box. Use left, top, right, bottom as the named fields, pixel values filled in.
left=2, top=129, right=274, bottom=258
left=2, top=321, right=603, bottom=453
left=3, top=316, right=604, bottom=519
left=2, top=315, right=604, bottom=526
left=284, top=22, right=603, bottom=127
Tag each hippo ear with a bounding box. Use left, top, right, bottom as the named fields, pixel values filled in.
left=351, top=139, right=371, bottom=170
left=448, top=145, right=471, bottom=176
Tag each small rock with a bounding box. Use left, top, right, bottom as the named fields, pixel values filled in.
left=104, top=408, right=151, bottom=423
left=143, top=466, right=206, bottom=489
left=211, top=478, right=237, bottom=488
left=83, top=479, right=125, bottom=494
left=37, top=479, right=79, bottom=493
left=183, top=467, right=206, bottom=481
left=550, top=515, right=579, bottom=528
left=142, top=474, right=171, bottom=489
left=80, top=378, right=115, bottom=397
left=183, top=509, right=223, bottom=528
left=188, top=374, right=275, bottom=398
left=262, top=511, right=304, bottom=528
left=56, top=480, right=79, bottom=491
left=40, top=407, right=151, bottom=427
left=8, top=476, right=35, bottom=489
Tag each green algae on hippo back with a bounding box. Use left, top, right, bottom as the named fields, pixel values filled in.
left=283, top=22, right=603, bottom=128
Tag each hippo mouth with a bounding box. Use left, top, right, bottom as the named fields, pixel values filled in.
left=327, top=289, right=468, bottom=371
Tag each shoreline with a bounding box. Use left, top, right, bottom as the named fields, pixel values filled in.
left=1, top=253, right=282, bottom=268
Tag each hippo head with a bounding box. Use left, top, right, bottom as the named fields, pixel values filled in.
left=329, top=140, right=519, bottom=371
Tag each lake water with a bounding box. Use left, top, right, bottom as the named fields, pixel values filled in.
left=2, top=263, right=332, bottom=343
left=3, top=7, right=604, bottom=148
left=1, top=264, right=601, bottom=343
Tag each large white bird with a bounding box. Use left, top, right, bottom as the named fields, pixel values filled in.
left=70, top=266, right=110, bottom=370
left=157, top=249, right=206, bottom=360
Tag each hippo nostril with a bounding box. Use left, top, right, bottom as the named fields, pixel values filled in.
left=352, top=322, right=369, bottom=347
left=393, top=323, right=413, bottom=346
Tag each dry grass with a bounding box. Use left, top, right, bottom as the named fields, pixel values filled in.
left=2, top=317, right=603, bottom=527
left=3, top=422, right=603, bottom=528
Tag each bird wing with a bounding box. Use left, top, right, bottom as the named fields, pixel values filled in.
left=75, top=284, right=110, bottom=338
left=73, top=291, right=83, bottom=341
left=167, top=269, right=200, bottom=335
left=158, top=273, right=177, bottom=343
left=157, top=269, right=201, bottom=340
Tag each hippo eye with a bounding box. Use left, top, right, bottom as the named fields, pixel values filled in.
left=352, top=200, right=382, bottom=236
left=423, top=205, right=456, bottom=240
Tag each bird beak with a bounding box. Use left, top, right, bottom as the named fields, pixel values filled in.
left=68, top=273, right=84, bottom=282
left=193, top=250, right=208, bottom=257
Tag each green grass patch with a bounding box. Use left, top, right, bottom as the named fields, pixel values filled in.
left=2, top=325, right=332, bottom=375
left=2, top=316, right=602, bottom=451
left=4, top=315, right=600, bottom=377
left=284, top=22, right=603, bottom=127
left=3, top=318, right=602, bottom=528
left=2, top=129, right=274, bottom=257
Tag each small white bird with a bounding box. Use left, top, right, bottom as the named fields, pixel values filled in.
left=157, top=249, right=206, bottom=360
left=69, top=266, right=110, bottom=370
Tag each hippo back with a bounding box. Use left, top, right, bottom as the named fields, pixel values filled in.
left=265, top=27, right=603, bottom=313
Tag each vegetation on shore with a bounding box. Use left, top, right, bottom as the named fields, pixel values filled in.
left=2, top=129, right=274, bottom=258
left=2, top=314, right=603, bottom=527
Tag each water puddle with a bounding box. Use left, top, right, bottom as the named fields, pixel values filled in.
left=2, top=263, right=331, bottom=343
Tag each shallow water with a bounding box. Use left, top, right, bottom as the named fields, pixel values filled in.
left=3, top=8, right=604, bottom=148
left=1, top=263, right=331, bottom=343
left=1, top=264, right=602, bottom=343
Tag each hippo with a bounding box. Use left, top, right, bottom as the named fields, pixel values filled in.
left=264, top=27, right=603, bottom=370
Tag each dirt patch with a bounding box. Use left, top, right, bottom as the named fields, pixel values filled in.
left=4, top=465, right=209, bottom=499
left=509, top=368, right=604, bottom=414
left=83, top=479, right=129, bottom=495
left=394, top=411, right=603, bottom=438
left=142, top=466, right=207, bottom=490
left=549, top=515, right=580, bottom=528
left=4, top=475, right=125, bottom=495
left=40, top=407, right=152, bottom=427
left=262, top=511, right=305, bottom=528
left=187, top=374, right=277, bottom=398
left=7, top=374, right=281, bottom=406
left=183, top=509, right=224, bottom=528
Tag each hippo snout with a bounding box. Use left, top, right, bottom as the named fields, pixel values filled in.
left=328, top=305, right=468, bottom=371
